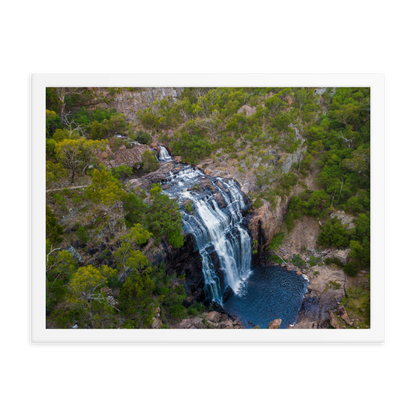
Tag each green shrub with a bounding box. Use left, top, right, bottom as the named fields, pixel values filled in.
left=332, top=257, right=344, bottom=268
left=135, top=130, right=152, bottom=145
left=317, top=218, right=349, bottom=248
left=142, top=150, right=160, bottom=172
left=171, top=132, right=212, bottom=164
left=185, top=201, right=193, bottom=212
left=111, top=164, right=133, bottom=180
left=76, top=226, right=89, bottom=243
left=46, top=206, right=63, bottom=244
left=187, top=302, right=205, bottom=316
left=343, top=261, right=358, bottom=276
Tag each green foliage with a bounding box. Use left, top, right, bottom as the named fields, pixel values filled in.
left=317, top=218, right=349, bottom=248
left=123, top=192, right=147, bottom=228
left=76, top=226, right=89, bottom=243
left=349, top=240, right=370, bottom=269
left=68, top=265, right=108, bottom=328
left=269, top=232, right=284, bottom=251
left=85, top=168, right=127, bottom=207
left=111, top=164, right=133, bottom=181
left=137, top=108, right=161, bottom=130
left=134, top=130, right=152, bottom=145
left=187, top=302, right=205, bottom=316
left=55, top=136, right=107, bottom=183
left=284, top=190, right=330, bottom=231
left=89, top=114, right=127, bottom=140
left=46, top=110, right=63, bottom=138
left=146, top=185, right=184, bottom=248
left=163, top=284, right=186, bottom=319
left=171, top=132, right=212, bottom=164
left=343, top=261, right=358, bottom=276
left=142, top=150, right=160, bottom=172
left=46, top=206, right=63, bottom=244
left=185, top=201, right=193, bottom=212
left=291, top=254, right=306, bottom=269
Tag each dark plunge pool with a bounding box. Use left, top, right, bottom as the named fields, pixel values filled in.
left=222, top=266, right=309, bottom=329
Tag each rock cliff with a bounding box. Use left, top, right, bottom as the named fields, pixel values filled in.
left=99, top=87, right=183, bottom=122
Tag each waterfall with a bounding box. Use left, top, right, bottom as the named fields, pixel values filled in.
left=163, top=165, right=252, bottom=303
left=159, top=146, right=172, bottom=161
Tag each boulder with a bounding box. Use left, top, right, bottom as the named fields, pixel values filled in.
left=214, top=192, right=226, bottom=208
left=268, top=319, right=282, bottom=329
left=328, top=310, right=340, bottom=329
left=218, top=319, right=233, bottom=329
left=152, top=317, right=163, bottom=329
left=222, top=286, right=234, bottom=302
left=237, top=105, right=256, bottom=117
left=65, top=245, right=83, bottom=264
left=333, top=249, right=351, bottom=265
left=207, top=311, right=221, bottom=323
left=338, top=305, right=353, bottom=326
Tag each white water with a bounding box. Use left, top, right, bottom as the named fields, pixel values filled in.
left=182, top=180, right=251, bottom=302
left=163, top=164, right=252, bottom=303
left=159, top=146, right=172, bottom=161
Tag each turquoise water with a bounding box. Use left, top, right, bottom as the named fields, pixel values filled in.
left=222, top=266, right=308, bottom=328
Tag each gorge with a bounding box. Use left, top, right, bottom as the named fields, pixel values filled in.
left=157, top=146, right=308, bottom=328
left=45, top=86, right=371, bottom=330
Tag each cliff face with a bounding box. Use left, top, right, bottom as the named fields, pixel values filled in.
left=248, top=196, right=289, bottom=258
left=98, top=87, right=183, bottom=122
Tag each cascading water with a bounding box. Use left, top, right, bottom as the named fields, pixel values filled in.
left=155, top=146, right=308, bottom=327
left=158, top=146, right=172, bottom=161
left=159, top=148, right=251, bottom=303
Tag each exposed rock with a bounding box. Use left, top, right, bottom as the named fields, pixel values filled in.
left=328, top=310, right=340, bottom=329
left=207, top=311, right=221, bottom=323
left=237, top=105, right=256, bottom=117
left=214, top=192, right=226, bottom=209
left=281, top=148, right=307, bottom=173
left=65, top=245, right=83, bottom=264
left=99, top=143, right=153, bottom=169
left=268, top=319, right=282, bottom=329
left=152, top=317, right=163, bottom=329
left=99, top=87, right=183, bottom=123
left=330, top=211, right=356, bottom=230
left=127, top=178, right=141, bottom=188
left=338, top=305, right=353, bottom=326
left=333, top=249, right=351, bottom=265
left=222, top=286, right=234, bottom=302
left=248, top=196, right=289, bottom=251
left=218, top=319, right=233, bottom=329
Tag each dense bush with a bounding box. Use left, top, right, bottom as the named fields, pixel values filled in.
left=141, top=150, right=160, bottom=172
left=134, top=130, right=152, bottom=145
left=46, top=206, right=63, bottom=244
left=343, top=261, right=358, bottom=276
left=171, top=132, right=212, bottom=164
left=317, top=218, right=349, bottom=248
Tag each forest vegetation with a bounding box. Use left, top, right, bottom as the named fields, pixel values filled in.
left=45, top=86, right=370, bottom=328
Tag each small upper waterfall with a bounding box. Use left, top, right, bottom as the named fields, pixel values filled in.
left=162, top=164, right=252, bottom=303
left=159, top=146, right=172, bottom=161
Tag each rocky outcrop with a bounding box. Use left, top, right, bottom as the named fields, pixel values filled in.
left=268, top=319, right=282, bottom=329
left=248, top=196, right=290, bottom=257
left=99, top=143, right=154, bottom=169
left=174, top=311, right=242, bottom=329
left=333, top=249, right=351, bottom=265
left=330, top=211, right=356, bottom=230
left=99, top=87, right=183, bottom=123
left=281, top=148, right=307, bottom=173
left=237, top=105, right=256, bottom=117
left=290, top=265, right=368, bottom=329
